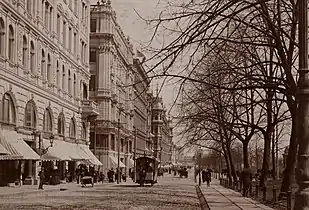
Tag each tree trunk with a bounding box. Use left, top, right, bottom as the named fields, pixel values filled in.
left=260, top=128, right=272, bottom=187
left=280, top=117, right=298, bottom=195
left=222, top=143, right=233, bottom=184
left=272, top=128, right=276, bottom=180
left=243, top=141, right=250, bottom=168
left=226, top=143, right=238, bottom=182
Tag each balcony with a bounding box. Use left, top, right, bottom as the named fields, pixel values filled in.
left=81, top=100, right=99, bottom=120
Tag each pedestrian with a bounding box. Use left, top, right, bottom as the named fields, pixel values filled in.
left=241, top=167, right=252, bottom=197
left=205, top=169, right=212, bottom=187
left=202, top=169, right=206, bottom=183
left=38, top=167, right=45, bottom=190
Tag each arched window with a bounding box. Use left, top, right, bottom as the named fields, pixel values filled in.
left=22, top=35, right=28, bottom=68
left=83, top=83, right=88, bottom=99
left=47, top=53, right=51, bottom=82
left=81, top=122, right=87, bottom=140
left=30, top=41, right=35, bottom=73
left=56, top=61, right=60, bottom=87
left=69, top=118, right=76, bottom=138
left=0, top=18, right=5, bottom=56
left=41, top=49, right=46, bottom=80
left=68, top=69, right=71, bottom=94
left=25, top=100, right=36, bottom=128
left=43, top=108, right=52, bottom=132
left=8, top=25, right=14, bottom=61
left=2, top=93, right=16, bottom=124
left=62, top=65, right=65, bottom=90
left=73, top=74, right=76, bottom=97
left=57, top=113, right=65, bottom=135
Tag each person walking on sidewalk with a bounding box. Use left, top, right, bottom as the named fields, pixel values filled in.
left=205, top=169, right=212, bottom=187
left=241, top=167, right=252, bottom=197
left=38, top=168, right=45, bottom=190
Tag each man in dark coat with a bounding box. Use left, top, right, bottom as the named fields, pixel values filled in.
left=241, top=168, right=252, bottom=197
left=202, top=170, right=206, bottom=183
left=205, top=169, right=212, bottom=187
left=38, top=168, right=45, bottom=190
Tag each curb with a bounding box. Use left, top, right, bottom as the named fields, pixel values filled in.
left=195, top=185, right=210, bottom=210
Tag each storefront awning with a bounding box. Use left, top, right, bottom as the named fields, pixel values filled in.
left=109, top=155, right=125, bottom=168
left=128, top=158, right=134, bottom=168
left=79, top=144, right=103, bottom=166
left=0, top=143, right=9, bottom=155
left=66, top=142, right=85, bottom=161
left=41, top=140, right=71, bottom=161
left=0, top=130, right=40, bottom=160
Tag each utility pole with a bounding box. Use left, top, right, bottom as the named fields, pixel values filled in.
left=199, top=148, right=202, bottom=186
left=133, top=127, right=137, bottom=182
left=295, top=1, right=309, bottom=209
left=117, top=116, right=120, bottom=184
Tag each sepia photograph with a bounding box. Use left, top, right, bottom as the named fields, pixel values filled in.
left=0, top=0, right=307, bottom=210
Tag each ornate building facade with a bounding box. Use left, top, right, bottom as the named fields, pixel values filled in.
left=89, top=1, right=135, bottom=174
left=0, top=0, right=100, bottom=186
left=149, top=94, right=173, bottom=166
left=132, top=56, right=151, bottom=157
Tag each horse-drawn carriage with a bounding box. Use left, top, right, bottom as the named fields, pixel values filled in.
left=135, top=156, right=159, bottom=186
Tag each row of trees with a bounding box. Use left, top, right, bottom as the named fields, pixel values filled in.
left=143, top=0, right=300, bottom=195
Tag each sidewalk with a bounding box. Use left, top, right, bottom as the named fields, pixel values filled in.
left=199, top=179, right=274, bottom=210
left=0, top=182, right=81, bottom=196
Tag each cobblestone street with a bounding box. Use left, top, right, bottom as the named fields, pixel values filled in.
left=0, top=174, right=200, bottom=210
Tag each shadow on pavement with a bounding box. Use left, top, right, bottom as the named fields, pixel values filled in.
left=112, top=184, right=154, bottom=188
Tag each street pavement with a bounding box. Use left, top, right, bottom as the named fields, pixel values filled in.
left=0, top=173, right=200, bottom=210
left=200, top=179, right=274, bottom=210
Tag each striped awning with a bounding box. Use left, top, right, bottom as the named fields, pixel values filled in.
left=109, top=155, right=125, bottom=168
left=79, top=144, right=103, bottom=166
left=0, top=143, right=9, bottom=155
left=67, top=143, right=87, bottom=161
left=0, top=130, right=40, bottom=160
left=41, top=139, right=71, bottom=161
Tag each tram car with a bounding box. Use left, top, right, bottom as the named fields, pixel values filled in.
left=135, top=156, right=159, bottom=186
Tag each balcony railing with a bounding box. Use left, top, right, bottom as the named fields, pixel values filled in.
left=81, top=100, right=99, bottom=119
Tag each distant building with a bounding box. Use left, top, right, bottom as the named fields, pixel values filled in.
left=149, top=94, right=173, bottom=166
left=132, top=57, right=151, bottom=157
left=0, top=0, right=100, bottom=186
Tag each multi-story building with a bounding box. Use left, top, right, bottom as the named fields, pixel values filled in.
left=89, top=1, right=136, bottom=174
left=0, top=0, right=101, bottom=186
left=149, top=94, right=173, bottom=166
left=132, top=55, right=151, bottom=158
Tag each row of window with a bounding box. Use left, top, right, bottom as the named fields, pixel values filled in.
left=89, top=133, right=133, bottom=153
left=24, top=1, right=88, bottom=65
left=1, top=92, right=87, bottom=139
left=0, top=18, right=87, bottom=97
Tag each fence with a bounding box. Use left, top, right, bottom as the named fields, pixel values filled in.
left=213, top=173, right=292, bottom=210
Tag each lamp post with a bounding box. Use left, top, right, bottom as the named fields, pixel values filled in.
left=133, top=127, right=137, bottom=182
left=39, top=133, right=54, bottom=157
left=198, top=148, right=202, bottom=186
left=117, top=103, right=124, bottom=184
left=295, top=0, right=309, bottom=209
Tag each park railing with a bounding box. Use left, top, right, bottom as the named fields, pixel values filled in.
left=212, top=172, right=293, bottom=210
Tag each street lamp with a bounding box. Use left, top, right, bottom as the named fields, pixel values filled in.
left=295, top=0, right=309, bottom=209
left=40, top=134, right=54, bottom=156
left=117, top=103, right=124, bottom=184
